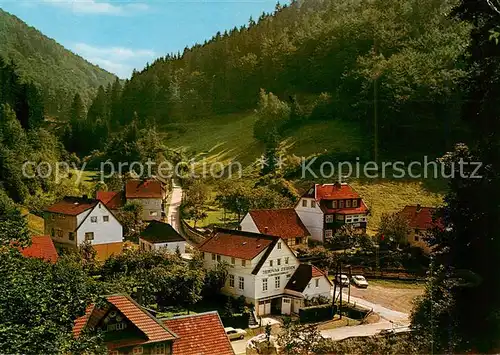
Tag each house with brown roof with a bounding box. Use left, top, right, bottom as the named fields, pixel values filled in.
left=96, top=190, right=125, bottom=212
left=398, top=204, right=440, bottom=253
left=295, top=183, right=369, bottom=242
left=44, top=196, right=123, bottom=260
left=125, top=179, right=166, bottom=221
left=239, top=208, right=309, bottom=249
left=162, top=311, right=234, bottom=355
left=198, top=228, right=332, bottom=316
left=139, top=221, right=187, bottom=254
left=20, top=235, right=58, bottom=263
left=73, top=294, right=177, bottom=355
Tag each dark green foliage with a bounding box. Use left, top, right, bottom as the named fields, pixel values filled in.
left=0, top=189, right=30, bottom=247
left=0, top=9, right=116, bottom=117
left=298, top=304, right=334, bottom=323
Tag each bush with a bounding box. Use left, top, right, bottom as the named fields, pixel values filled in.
left=220, top=313, right=250, bottom=329
left=299, top=304, right=334, bottom=323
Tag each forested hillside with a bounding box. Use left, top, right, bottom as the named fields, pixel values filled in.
left=0, top=9, right=116, bottom=117
left=79, top=0, right=471, bottom=161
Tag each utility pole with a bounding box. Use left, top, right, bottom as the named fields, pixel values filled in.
left=339, top=262, right=343, bottom=320
left=348, top=265, right=352, bottom=304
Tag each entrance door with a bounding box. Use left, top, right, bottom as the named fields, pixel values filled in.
left=281, top=298, right=291, bottom=315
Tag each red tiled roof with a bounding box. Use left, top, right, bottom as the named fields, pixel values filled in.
left=311, top=264, right=325, bottom=278
left=198, top=228, right=278, bottom=260
left=163, top=312, right=234, bottom=355
left=21, top=236, right=58, bottom=263
left=303, top=183, right=361, bottom=200
left=320, top=200, right=369, bottom=215
left=248, top=209, right=309, bottom=240
left=285, top=264, right=332, bottom=293
left=45, top=196, right=98, bottom=215
left=126, top=179, right=163, bottom=199
left=73, top=295, right=177, bottom=345
left=399, top=205, right=440, bottom=230
left=96, top=191, right=125, bottom=210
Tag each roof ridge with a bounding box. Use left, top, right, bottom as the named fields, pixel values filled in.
left=213, top=227, right=280, bottom=240
left=160, top=310, right=218, bottom=321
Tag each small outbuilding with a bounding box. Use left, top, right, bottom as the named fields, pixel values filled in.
left=139, top=221, right=186, bottom=254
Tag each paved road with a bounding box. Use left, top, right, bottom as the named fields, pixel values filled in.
left=167, top=180, right=182, bottom=232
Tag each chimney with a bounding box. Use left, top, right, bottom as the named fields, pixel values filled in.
left=264, top=227, right=268, bottom=234
left=416, top=204, right=422, bottom=213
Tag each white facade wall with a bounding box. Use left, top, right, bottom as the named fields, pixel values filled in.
left=239, top=213, right=260, bottom=233
left=128, top=198, right=162, bottom=221
left=295, top=198, right=324, bottom=242
left=76, top=203, right=123, bottom=246
left=302, top=276, right=333, bottom=300
left=140, top=239, right=186, bottom=254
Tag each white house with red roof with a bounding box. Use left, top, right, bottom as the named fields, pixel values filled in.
left=398, top=204, right=440, bottom=253
left=295, top=183, right=369, bottom=242
left=125, top=179, right=166, bottom=221
left=44, top=196, right=123, bottom=260
left=198, top=228, right=332, bottom=316
left=239, top=208, right=310, bottom=249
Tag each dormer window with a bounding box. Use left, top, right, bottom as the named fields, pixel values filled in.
left=353, top=199, right=358, bottom=207
left=339, top=200, right=344, bottom=208
left=346, top=200, right=351, bottom=208
left=332, top=200, right=337, bottom=209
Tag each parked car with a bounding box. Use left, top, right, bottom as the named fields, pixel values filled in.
left=351, top=275, right=369, bottom=288
left=334, top=274, right=350, bottom=286
left=225, top=327, right=247, bottom=340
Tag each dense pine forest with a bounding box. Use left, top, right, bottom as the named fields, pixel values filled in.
left=68, top=0, right=472, bottom=159
left=0, top=9, right=116, bottom=117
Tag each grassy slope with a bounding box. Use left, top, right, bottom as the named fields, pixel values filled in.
left=166, top=112, right=445, bottom=232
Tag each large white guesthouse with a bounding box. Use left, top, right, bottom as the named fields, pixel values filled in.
left=199, top=228, right=332, bottom=316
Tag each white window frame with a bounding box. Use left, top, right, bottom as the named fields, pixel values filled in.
left=229, top=274, right=235, bottom=288
left=212, top=253, right=216, bottom=261
left=325, top=229, right=333, bottom=238
left=332, top=200, right=338, bottom=209
left=277, top=258, right=281, bottom=266
left=269, top=260, right=273, bottom=267
left=275, top=276, right=280, bottom=289
left=85, top=232, right=94, bottom=241
left=285, top=257, right=289, bottom=264
left=325, top=214, right=333, bottom=223
left=103, top=215, right=109, bottom=222
left=133, top=346, right=143, bottom=355
left=302, top=199, right=307, bottom=207
left=315, top=278, right=319, bottom=288
left=311, top=200, right=316, bottom=208
left=231, top=257, right=235, bottom=264
left=90, top=216, right=97, bottom=223
left=353, top=199, right=358, bottom=207
left=277, top=242, right=282, bottom=249
left=262, top=278, right=268, bottom=292
left=346, top=200, right=351, bottom=208
left=238, top=276, right=244, bottom=290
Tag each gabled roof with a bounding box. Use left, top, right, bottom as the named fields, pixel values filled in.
left=303, top=183, right=361, bottom=200
left=398, top=205, right=440, bottom=230
left=198, top=228, right=278, bottom=260
left=285, top=264, right=331, bottom=293
left=319, top=199, right=369, bottom=215
left=73, top=294, right=177, bottom=347
left=247, top=209, right=309, bottom=240
left=96, top=191, right=125, bottom=210
left=21, top=236, right=58, bottom=263
left=140, top=221, right=185, bottom=244
left=163, top=311, right=234, bottom=355
left=126, top=179, right=163, bottom=199
left=45, top=196, right=98, bottom=215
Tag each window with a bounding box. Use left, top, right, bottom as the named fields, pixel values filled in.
left=275, top=276, right=280, bottom=289
left=90, top=216, right=97, bottom=223
left=212, top=253, right=216, bottom=261
left=315, top=279, right=320, bottom=288
left=302, top=199, right=307, bottom=207
left=345, top=215, right=353, bottom=223
left=332, top=200, right=338, bottom=209
left=85, top=232, right=94, bottom=241
left=132, top=346, right=143, bottom=355
left=57, top=229, right=63, bottom=238
left=311, top=200, right=316, bottom=208
left=269, top=260, right=273, bottom=267
left=202, top=252, right=205, bottom=258
left=353, top=199, right=358, bottom=207
left=277, top=258, right=281, bottom=266
left=231, top=257, right=235, bottom=264
left=325, top=214, right=334, bottom=223
left=325, top=229, right=333, bottom=238
left=229, top=275, right=235, bottom=287
left=262, top=278, right=268, bottom=291
left=295, top=237, right=303, bottom=245
left=150, top=211, right=158, bottom=217
left=346, top=200, right=351, bottom=208
left=285, top=257, right=289, bottom=265
left=103, top=215, right=109, bottom=222
left=68, top=232, right=75, bottom=241
left=277, top=242, right=282, bottom=249
left=337, top=214, right=345, bottom=221
left=217, top=255, right=221, bottom=262
left=286, top=274, right=291, bottom=279
left=109, top=351, right=119, bottom=355
left=152, top=344, right=166, bottom=355
left=238, top=276, right=244, bottom=290
left=242, top=259, right=246, bottom=267
left=339, top=200, right=344, bottom=208
left=308, top=283, right=311, bottom=288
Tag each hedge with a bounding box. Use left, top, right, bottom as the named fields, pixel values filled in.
left=299, top=304, right=334, bottom=323
left=220, top=313, right=250, bottom=329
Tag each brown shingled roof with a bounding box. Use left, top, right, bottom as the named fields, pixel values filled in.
left=248, top=209, right=309, bottom=240
left=126, top=179, right=163, bottom=199
left=163, top=311, right=234, bottom=355
left=398, top=205, right=441, bottom=230
left=96, top=191, right=125, bottom=210
left=285, top=264, right=331, bottom=293
left=45, top=196, right=98, bottom=215
left=303, top=183, right=361, bottom=200
left=198, top=228, right=278, bottom=260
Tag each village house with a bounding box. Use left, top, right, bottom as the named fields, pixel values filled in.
left=398, top=204, right=439, bottom=253
left=239, top=208, right=310, bottom=249
left=73, top=294, right=177, bottom=355
left=139, top=221, right=187, bottom=254
left=295, top=183, right=369, bottom=243
left=198, top=228, right=332, bottom=316
left=44, top=196, right=123, bottom=260
left=162, top=311, right=234, bottom=355
left=125, top=179, right=166, bottom=221
left=20, top=235, right=58, bottom=264
left=96, top=190, right=125, bottom=213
